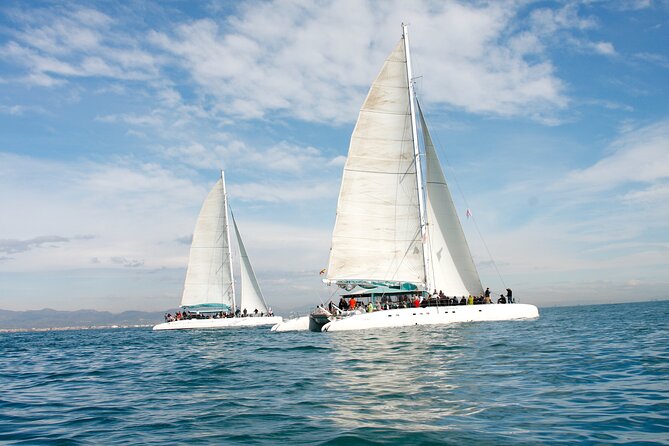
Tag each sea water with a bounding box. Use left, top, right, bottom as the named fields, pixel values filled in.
left=1, top=301, right=668, bottom=445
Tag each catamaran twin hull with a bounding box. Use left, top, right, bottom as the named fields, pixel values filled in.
left=318, top=304, right=539, bottom=332
left=270, top=315, right=310, bottom=332
left=153, top=316, right=283, bottom=331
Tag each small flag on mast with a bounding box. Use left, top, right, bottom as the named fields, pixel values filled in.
left=465, top=208, right=472, bottom=219
left=319, top=268, right=326, bottom=275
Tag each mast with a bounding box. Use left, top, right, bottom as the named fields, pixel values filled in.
left=221, top=170, right=236, bottom=313
left=402, top=23, right=432, bottom=293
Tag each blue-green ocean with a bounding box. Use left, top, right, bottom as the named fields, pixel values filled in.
left=2, top=301, right=668, bottom=445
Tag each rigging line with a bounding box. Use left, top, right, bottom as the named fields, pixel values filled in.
left=417, top=97, right=507, bottom=290
left=468, top=214, right=507, bottom=290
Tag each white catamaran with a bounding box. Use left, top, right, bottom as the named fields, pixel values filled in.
left=153, top=171, right=282, bottom=331
left=309, top=24, right=538, bottom=332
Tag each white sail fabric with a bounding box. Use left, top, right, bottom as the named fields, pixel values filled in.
left=419, top=104, right=483, bottom=297
left=231, top=212, right=269, bottom=315
left=326, top=38, right=424, bottom=286
left=180, top=178, right=235, bottom=310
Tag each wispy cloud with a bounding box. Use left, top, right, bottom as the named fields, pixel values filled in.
left=635, top=52, right=669, bottom=69
left=159, top=139, right=342, bottom=176
left=0, top=104, right=48, bottom=116
left=110, top=256, right=144, bottom=268
left=560, top=119, right=669, bottom=192
left=0, top=235, right=70, bottom=254
left=96, top=113, right=163, bottom=127
left=1, top=6, right=160, bottom=85
left=229, top=179, right=340, bottom=203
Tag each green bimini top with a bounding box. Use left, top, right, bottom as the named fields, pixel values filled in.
left=182, top=303, right=231, bottom=313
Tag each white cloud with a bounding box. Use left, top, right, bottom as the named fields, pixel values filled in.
left=4, top=1, right=623, bottom=124
left=0, top=151, right=342, bottom=312
left=1, top=6, right=159, bottom=83
left=529, top=4, right=597, bottom=33
left=528, top=4, right=618, bottom=58
left=592, top=41, right=616, bottom=56
left=160, top=139, right=342, bottom=176
left=229, top=179, right=340, bottom=203
left=621, top=182, right=669, bottom=204
left=0, top=236, right=71, bottom=254
left=149, top=1, right=569, bottom=122
left=635, top=52, right=669, bottom=68
left=0, top=153, right=206, bottom=272
left=0, top=104, right=48, bottom=116
left=110, top=256, right=144, bottom=268
left=456, top=118, right=669, bottom=308
left=561, top=119, right=669, bottom=191
left=96, top=113, right=164, bottom=127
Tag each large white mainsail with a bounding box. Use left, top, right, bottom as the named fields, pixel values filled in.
left=325, top=37, right=424, bottom=287
left=180, top=172, right=235, bottom=311
left=231, top=211, right=269, bottom=315
left=419, top=103, right=484, bottom=297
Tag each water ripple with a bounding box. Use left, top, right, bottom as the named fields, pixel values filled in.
left=1, top=302, right=668, bottom=444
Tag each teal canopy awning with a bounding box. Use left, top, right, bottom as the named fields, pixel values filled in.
left=342, top=285, right=421, bottom=298
left=182, top=303, right=231, bottom=312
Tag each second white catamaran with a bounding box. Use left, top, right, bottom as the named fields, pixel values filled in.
left=308, top=24, right=538, bottom=332
left=154, top=171, right=282, bottom=331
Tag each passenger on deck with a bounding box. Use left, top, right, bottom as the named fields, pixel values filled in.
left=467, top=295, right=474, bottom=305
left=268, top=307, right=274, bottom=316
left=459, top=296, right=467, bottom=305
left=348, top=297, right=357, bottom=310
left=484, top=287, right=490, bottom=299
left=506, top=288, right=513, bottom=303
left=498, top=295, right=507, bottom=304
left=413, top=296, right=420, bottom=308
left=254, top=309, right=259, bottom=317
left=483, top=294, right=492, bottom=304
left=235, top=308, right=241, bottom=317
left=243, top=308, right=248, bottom=317
left=339, top=297, right=349, bottom=311
left=367, top=302, right=374, bottom=313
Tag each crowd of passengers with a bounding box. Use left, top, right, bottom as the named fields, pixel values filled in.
left=164, top=307, right=274, bottom=322
left=325, top=287, right=514, bottom=315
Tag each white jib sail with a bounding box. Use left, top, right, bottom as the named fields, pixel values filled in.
left=419, top=104, right=484, bottom=297
left=326, top=38, right=425, bottom=286
left=180, top=175, right=235, bottom=310
left=231, top=212, right=269, bottom=315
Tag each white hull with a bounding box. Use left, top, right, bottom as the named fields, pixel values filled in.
left=153, top=316, right=283, bottom=331
left=321, top=304, right=538, bottom=332
left=270, top=316, right=310, bottom=332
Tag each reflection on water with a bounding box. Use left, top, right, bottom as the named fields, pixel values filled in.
left=1, top=301, right=668, bottom=445
left=323, top=326, right=467, bottom=431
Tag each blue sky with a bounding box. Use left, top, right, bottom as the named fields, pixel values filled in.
left=0, top=0, right=667, bottom=314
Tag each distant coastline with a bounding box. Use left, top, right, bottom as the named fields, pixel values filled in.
left=0, top=308, right=166, bottom=332
left=2, top=299, right=667, bottom=332
left=0, top=324, right=152, bottom=333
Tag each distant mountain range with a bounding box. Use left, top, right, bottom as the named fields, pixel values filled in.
left=0, top=308, right=170, bottom=331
